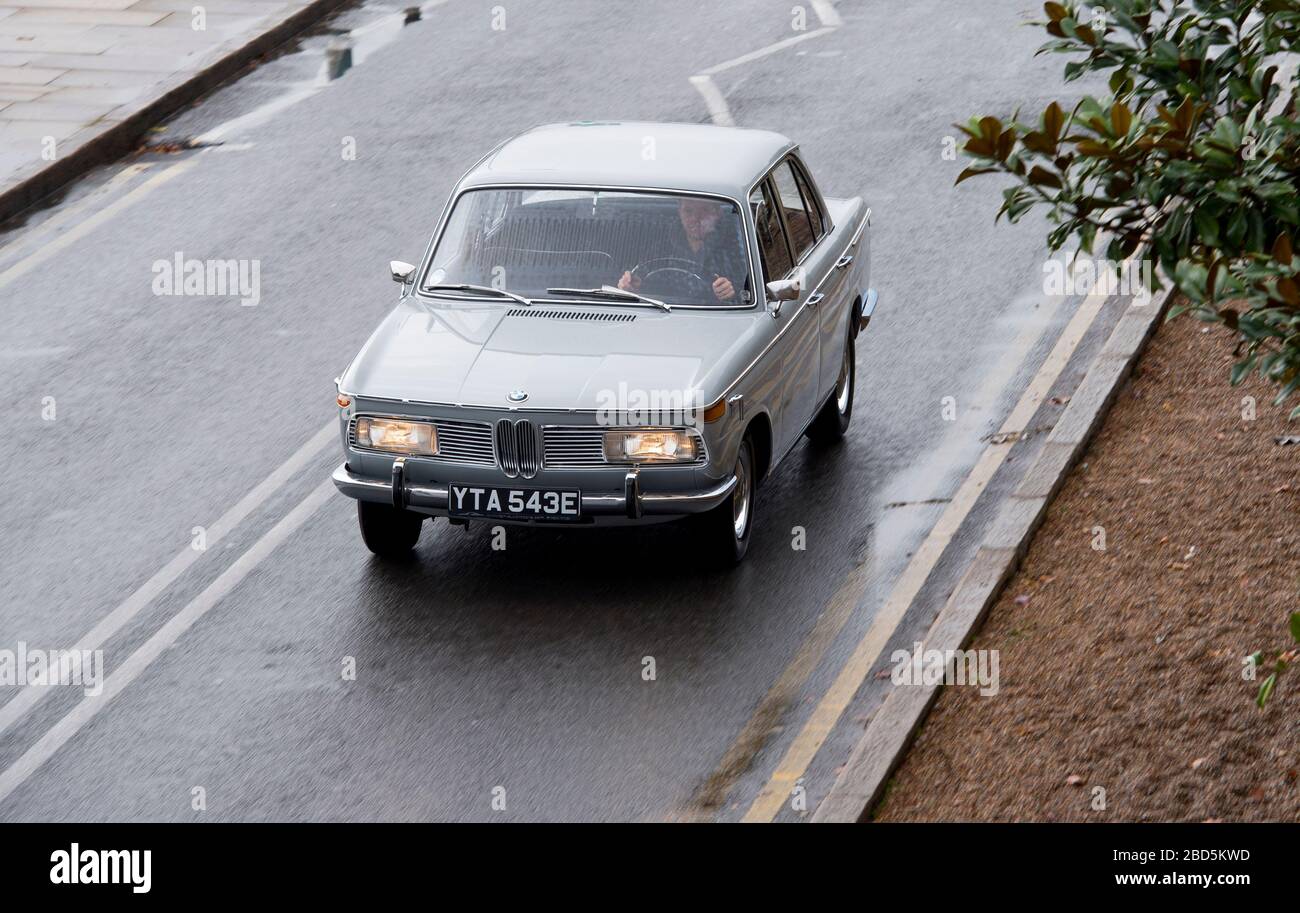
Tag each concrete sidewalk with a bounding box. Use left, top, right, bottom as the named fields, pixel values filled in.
left=0, top=0, right=346, bottom=220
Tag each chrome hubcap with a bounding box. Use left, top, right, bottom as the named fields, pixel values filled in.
left=835, top=343, right=852, bottom=414
left=732, top=450, right=751, bottom=540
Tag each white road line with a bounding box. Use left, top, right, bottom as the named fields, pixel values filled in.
left=690, top=24, right=838, bottom=128
left=700, top=27, right=836, bottom=76
left=741, top=269, right=1124, bottom=822
left=0, top=480, right=336, bottom=808
left=0, top=160, right=195, bottom=294
left=689, top=75, right=736, bottom=127
left=0, top=0, right=436, bottom=788
left=0, top=420, right=337, bottom=741
left=810, top=0, right=843, bottom=28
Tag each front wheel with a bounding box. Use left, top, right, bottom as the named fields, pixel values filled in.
left=358, top=501, right=424, bottom=558
left=806, top=325, right=855, bottom=444
left=699, top=435, right=756, bottom=566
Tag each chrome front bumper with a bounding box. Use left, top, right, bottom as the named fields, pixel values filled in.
left=332, top=462, right=737, bottom=521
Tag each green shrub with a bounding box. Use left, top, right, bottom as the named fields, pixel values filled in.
left=958, top=0, right=1300, bottom=414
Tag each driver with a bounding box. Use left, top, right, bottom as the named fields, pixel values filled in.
left=618, top=197, right=746, bottom=302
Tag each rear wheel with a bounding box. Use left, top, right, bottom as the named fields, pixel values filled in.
left=700, top=435, right=756, bottom=566
left=806, top=324, right=855, bottom=444
left=358, top=501, right=424, bottom=558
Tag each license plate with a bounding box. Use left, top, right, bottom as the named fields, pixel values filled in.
left=447, top=484, right=582, bottom=522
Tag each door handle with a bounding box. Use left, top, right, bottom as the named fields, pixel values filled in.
left=835, top=254, right=854, bottom=269
left=806, top=292, right=825, bottom=307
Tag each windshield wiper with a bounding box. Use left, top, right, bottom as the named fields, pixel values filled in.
left=427, top=283, right=533, bottom=307
left=546, top=286, right=670, bottom=312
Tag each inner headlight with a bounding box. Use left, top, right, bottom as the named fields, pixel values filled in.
left=355, top=417, right=438, bottom=455
left=603, top=429, right=699, bottom=463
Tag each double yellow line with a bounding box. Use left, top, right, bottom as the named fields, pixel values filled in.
left=727, top=272, right=1118, bottom=823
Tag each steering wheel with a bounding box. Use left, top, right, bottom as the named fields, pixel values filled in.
left=631, top=257, right=712, bottom=300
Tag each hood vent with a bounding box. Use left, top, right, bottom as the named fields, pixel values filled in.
left=506, top=308, right=636, bottom=323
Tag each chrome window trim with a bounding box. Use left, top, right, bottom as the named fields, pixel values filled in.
left=719, top=186, right=868, bottom=400
left=412, top=182, right=762, bottom=312
left=750, top=175, right=796, bottom=283
left=773, top=154, right=834, bottom=271
left=341, top=149, right=866, bottom=414
left=345, top=209, right=873, bottom=413
left=769, top=157, right=819, bottom=266
left=341, top=204, right=868, bottom=413
left=788, top=152, right=833, bottom=237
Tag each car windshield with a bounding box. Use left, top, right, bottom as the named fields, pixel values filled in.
left=422, top=188, right=754, bottom=307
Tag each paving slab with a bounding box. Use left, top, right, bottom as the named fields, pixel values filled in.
left=0, top=0, right=349, bottom=222
left=10, top=8, right=170, bottom=25
left=34, top=51, right=205, bottom=71
left=0, top=64, right=66, bottom=84
left=0, top=83, right=50, bottom=101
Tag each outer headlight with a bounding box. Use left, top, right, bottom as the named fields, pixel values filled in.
left=354, top=417, right=438, bottom=455
left=603, top=429, right=699, bottom=463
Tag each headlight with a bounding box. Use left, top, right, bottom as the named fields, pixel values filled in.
left=354, top=417, right=438, bottom=455
left=603, top=429, right=699, bottom=463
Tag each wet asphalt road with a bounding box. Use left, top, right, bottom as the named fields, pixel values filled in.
left=0, top=0, right=1102, bottom=821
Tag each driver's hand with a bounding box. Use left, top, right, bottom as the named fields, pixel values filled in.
left=712, top=276, right=735, bottom=301
left=618, top=271, right=641, bottom=292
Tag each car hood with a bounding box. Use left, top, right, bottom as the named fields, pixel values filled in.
left=339, top=298, right=762, bottom=411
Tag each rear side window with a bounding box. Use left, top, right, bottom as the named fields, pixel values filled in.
left=771, top=159, right=821, bottom=260
left=749, top=180, right=793, bottom=283
left=791, top=160, right=826, bottom=239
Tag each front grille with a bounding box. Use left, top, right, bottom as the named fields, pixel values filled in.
left=349, top=416, right=494, bottom=466
left=350, top=416, right=706, bottom=472
left=430, top=419, right=495, bottom=464
left=494, top=418, right=543, bottom=479
left=542, top=427, right=608, bottom=467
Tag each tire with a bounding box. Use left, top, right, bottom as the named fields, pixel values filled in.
left=700, top=434, right=756, bottom=566
left=806, top=323, right=855, bottom=444
left=358, top=500, right=424, bottom=558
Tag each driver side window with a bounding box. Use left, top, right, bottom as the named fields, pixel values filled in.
left=749, top=180, right=793, bottom=284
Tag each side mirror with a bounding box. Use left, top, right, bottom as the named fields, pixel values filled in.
left=765, top=277, right=800, bottom=317
left=766, top=278, right=801, bottom=301
left=390, top=260, right=416, bottom=285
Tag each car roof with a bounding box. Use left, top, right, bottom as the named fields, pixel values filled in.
left=457, top=121, right=796, bottom=199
